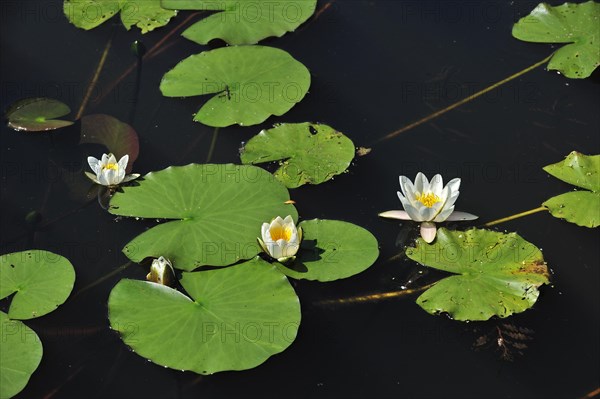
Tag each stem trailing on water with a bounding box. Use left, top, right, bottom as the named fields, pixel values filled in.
left=316, top=283, right=436, bottom=306
left=76, top=36, right=113, bottom=120
left=483, top=206, right=548, bottom=227
left=206, top=127, right=220, bottom=163
left=376, top=53, right=554, bottom=143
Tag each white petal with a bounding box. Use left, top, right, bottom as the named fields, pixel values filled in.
left=433, top=205, right=455, bottom=222
left=403, top=203, right=423, bottom=221
left=445, top=178, right=461, bottom=194
left=420, top=222, right=437, bottom=243
left=84, top=171, right=100, bottom=184
left=445, top=211, right=479, bottom=221
left=283, top=241, right=300, bottom=258
left=282, top=215, right=294, bottom=225
left=378, top=210, right=413, bottom=220
left=118, top=154, right=129, bottom=170
left=261, top=223, right=272, bottom=242
left=418, top=206, right=438, bottom=222
left=399, top=176, right=417, bottom=203
left=429, top=174, right=444, bottom=197
left=104, top=169, right=120, bottom=186
left=87, top=156, right=101, bottom=174
left=122, top=173, right=140, bottom=183
left=415, top=172, right=430, bottom=194
left=267, top=241, right=283, bottom=259
left=101, top=153, right=110, bottom=165
left=443, top=190, right=461, bottom=210
left=107, top=153, right=117, bottom=165
left=98, top=170, right=110, bottom=186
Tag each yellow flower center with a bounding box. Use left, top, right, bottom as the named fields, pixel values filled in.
left=415, top=192, right=441, bottom=208
left=103, top=163, right=119, bottom=171
left=270, top=225, right=293, bottom=241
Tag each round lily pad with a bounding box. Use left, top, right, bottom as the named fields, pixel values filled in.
left=276, top=219, right=379, bottom=282
left=241, top=123, right=356, bottom=188
left=162, top=0, right=317, bottom=45
left=0, top=250, right=76, bottom=320
left=63, top=0, right=177, bottom=33
left=0, top=311, right=43, bottom=399
left=108, top=257, right=301, bottom=374
left=6, top=97, right=73, bottom=132
left=512, top=1, right=600, bottom=79
left=543, top=151, right=600, bottom=192
left=109, top=164, right=298, bottom=270
left=406, top=228, right=550, bottom=321
left=160, top=46, right=311, bottom=127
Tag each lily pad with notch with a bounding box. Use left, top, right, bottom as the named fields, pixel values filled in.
left=64, top=0, right=177, bottom=33
left=0, top=311, right=43, bottom=399
left=160, top=46, right=311, bottom=127
left=512, top=1, right=600, bottom=78
left=108, top=257, right=301, bottom=374
left=241, top=123, right=356, bottom=188
left=6, top=98, right=73, bottom=132
left=109, top=164, right=298, bottom=270
left=406, top=228, right=550, bottom=321
left=542, top=151, right=600, bottom=227
left=162, top=0, right=317, bottom=45
left=0, top=250, right=76, bottom=320
left=276, top=219, right=379, bottom=282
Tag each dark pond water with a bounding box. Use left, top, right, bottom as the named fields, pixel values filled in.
left=1, top=1, right=599, bottom=398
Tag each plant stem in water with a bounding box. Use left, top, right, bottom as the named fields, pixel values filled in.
left=206, top=127, right=220, bottom=163
left=375, top=53, right=554, bottom=143
left=483, top=206, right=548, bottom=227
left=76, top=37, right=113, bottom=120
left=316, top=283, right=435, bottom=306
left=73, top=261, right=133, bottom=298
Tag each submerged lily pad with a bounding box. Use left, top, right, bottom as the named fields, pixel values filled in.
left=241, top=123, right=355, bottom=188
left=162, top=0, right=317, bottom=45
left=512, top=1, right=600, bottom=78
left=6, top=98, right=73, bottom=131
left=160, top=46, right=311, bottom=127
left=80, top=114, right=140, bottom=173
left=542, top=151, right=600, bottom=227
left=0, top=250, right=76, bottom=320
left=0, top=311, right=43, bottom=399
left=276, top=219, right=379, bottom=282
left=64, top=0, right=177, bottom=33
left=406, top=228, right=550, bottom=321
left=108, top=257, right=300, bottom=374
left=109, top=164, right=297, bottom=270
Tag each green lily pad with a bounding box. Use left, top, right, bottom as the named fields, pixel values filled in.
left=542, top=152, right=600, bottom=227
left=405, top=228, right=550, bottom=321
left=543, top=151, right=600, bottom=191
left=0, top=250, right=76, bottom=320
left=64, top=0, right=177, bottom=33
left=6, top=98, right=73, bottom=132
left=80, top=114, right=140, bottom=173
left=109, top=164, right=297, bottom=270
left=0, top=311, right=43, bottom=399
left=543, top=191, right=600, bottom=228
left=162, top=0, right=317, bottom=45
left=108, top=257, right=300, bottom=374
left=512, top=1, right=600, bottom=79
left=276, top=219, right=379, bottom=282
left=240, top=123, right=356, bottom=188
left=160, top=46, right=311, bottom=127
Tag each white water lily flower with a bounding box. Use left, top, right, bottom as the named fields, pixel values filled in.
left=379, top=172, right=478, bottom=243
left=146, top=256, right=175, bottom=287
left=85, top=153, right=140, bottom=187
left=258, top=215, right=302, bottom=263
